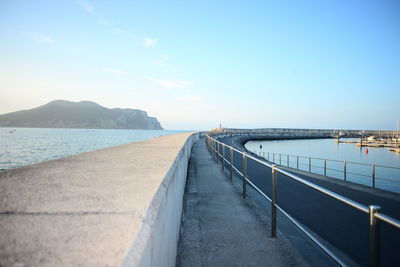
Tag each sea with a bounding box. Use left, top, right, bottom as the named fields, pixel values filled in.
left=0, top=127, right=190, bottom=171
left=245, top=138, right=400, bottom=193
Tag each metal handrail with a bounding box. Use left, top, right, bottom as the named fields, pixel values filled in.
left=258, top=151, right=400, bottom=169
left=256, top=150, right=400, bottom=191
left=205, top=134, right=400, bottom=267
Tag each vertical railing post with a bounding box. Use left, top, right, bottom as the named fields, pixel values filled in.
left=218, top=143, right=221, bottom=163
left=221, top=145, right=225, bottom=171
left=213, top=141, right=216, bottom=159
left=216, top=142, right=219, bottom=163
left=268, top=152, right=270, bottom=161
left=230, top=148, right=233, bottom=183
left=273, top=153, right=275, bottom=163
left=271, top=165, right=277, bottom=238
left=211, top=139, right=213, bottom=155
left=372, top=164, right=376, bottom=188
left=309, top=157, right=311, bottom=172
left=368, top=205, right=381, bottom=267
left=344, top=161, right=347, bottom=181
left=242, top=154, right=247, bottom=199
left=297, top=156, right=299, bottom=170
left=279, top=154, right=282, bottom=165
left=214, top=141, right=217, bottom=160
left=324, top=159, right=327, bottom=176
left=287, top=155, right=289, bottom=167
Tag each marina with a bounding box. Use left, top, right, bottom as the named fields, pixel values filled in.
left=245, top=137, right=400, bottom=193
left=335, top=138, right=400, bottom=149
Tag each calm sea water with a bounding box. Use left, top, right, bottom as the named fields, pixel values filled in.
left=245, top=139, right=400, bottom=193
left=0, top=128, right=190, bottom=170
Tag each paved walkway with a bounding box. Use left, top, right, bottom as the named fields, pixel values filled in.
left=176, top=138, right=309, bottom=267
left=220, top=136, right=400, bottom=266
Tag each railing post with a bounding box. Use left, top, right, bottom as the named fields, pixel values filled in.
left=268, top=152, right=270, bottom=161
left=324, top=159, right=327, bottom=176
left=218, top=143, right=221, bottom=163
left=344, top=161, right=347, bottom=181
left=242, top=154, right=247, bottom=199
left=309, top=157, right=311, bottom=172
left=230, top=148, right=233, bottom=183
left=297, top=156, right=299, bottom=170
left=287, top=155, right=289, bottom=167
left=368, top=205, right=381, bottom=267
left=279, top=154, right=282, bottom=165
left=271, top=165, right=277, bottom=238
left=221, top=145, right=225, bottom=171
left=372, top=164, right=376, bottom=188
left=273, top=153, right=275, bottom=163
left=216, top=142, right=219, bottom=163
left=213, top=141, right=216, bottom=159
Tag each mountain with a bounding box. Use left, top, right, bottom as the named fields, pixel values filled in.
left=0, top=100, right=163, bottom=130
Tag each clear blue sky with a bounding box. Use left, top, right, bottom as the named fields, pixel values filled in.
left=0, top=0, right=399, bottom=130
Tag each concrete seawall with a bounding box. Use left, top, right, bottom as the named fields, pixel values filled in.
left=211, top=127, right=398, bottom=138
left=0, top=132, right=199, bottom=266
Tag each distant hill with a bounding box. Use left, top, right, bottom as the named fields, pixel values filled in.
left=0, top=100, right=163, bottom=130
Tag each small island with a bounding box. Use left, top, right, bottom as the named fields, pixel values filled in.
left=0, top=100, right=163, bottom=130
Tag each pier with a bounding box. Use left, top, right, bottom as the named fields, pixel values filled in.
left=1, top=128, right=399, bottom=266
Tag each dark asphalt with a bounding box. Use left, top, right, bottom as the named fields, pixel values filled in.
left=217, top=136, right=400, bottom=267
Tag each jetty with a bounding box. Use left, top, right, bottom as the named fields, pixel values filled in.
left=1, top=128, right=399, bottom=266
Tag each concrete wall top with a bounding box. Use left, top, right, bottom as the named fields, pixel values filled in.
left=211, top=128, right=398, bottom=137
left=0, top=132, right=196, bottom=266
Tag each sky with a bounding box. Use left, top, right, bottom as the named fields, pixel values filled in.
left=0, top=0, right=399, bottom=130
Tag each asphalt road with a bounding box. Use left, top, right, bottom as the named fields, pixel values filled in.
left=216, top=136, right=400, bottom=267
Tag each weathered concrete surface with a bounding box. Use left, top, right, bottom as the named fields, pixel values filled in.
left=0, top=132, right=198, bottom=266
left=176, top=138, right=310, bottom=267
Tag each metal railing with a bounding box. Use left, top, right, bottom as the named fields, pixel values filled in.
left=205, top=134, right=400, bottom=267
left=253, top=151, right=400, bottom=193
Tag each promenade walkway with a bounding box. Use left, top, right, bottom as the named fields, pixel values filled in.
left=219, top=135, right=400, bottom=266
left=176, top=138, right=309, bottom=267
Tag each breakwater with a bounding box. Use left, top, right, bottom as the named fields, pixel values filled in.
left=213, top=127, right=399, bottom=139
left=0, top=132, right=200, bottom=266
left=1, top=127, right=398, bottom=266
